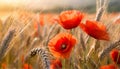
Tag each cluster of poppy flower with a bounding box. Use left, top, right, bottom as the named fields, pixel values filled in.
left=1, top=63, right=33, bottom=69
left=100, top=49, right=120, bottom=69
left=47, top=10, right=110, bottom=69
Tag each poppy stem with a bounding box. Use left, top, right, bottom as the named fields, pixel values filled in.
left=70, top=29, right=75, bottom=35
left=62, top=59, right=66, bottom=69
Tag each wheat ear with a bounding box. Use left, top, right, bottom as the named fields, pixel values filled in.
left=25, top=48, right=50, bottom=69
left=0, top=29, right=15, bottom=61
left=99, top=39, right=120, bottom=60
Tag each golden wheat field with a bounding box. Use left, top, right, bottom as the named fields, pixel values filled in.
left=0, top=0, right=120, bottom=69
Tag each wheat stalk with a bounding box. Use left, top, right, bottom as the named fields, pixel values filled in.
left=99, top=39, right=120, bottom=60
left=95, top=7, right=104, bottom=21
left=5, top=17, right=34, bottom=57
left=0, top=29, right=15, bottom=61
left=95, top=0, right=109, bottom=21
left=45, top=23, right=57, bottom=46
left=87, top=57, right=98, bottom=69
left=2, top=16, right=14, bottom=37
left=80, top=33, right=86, bottom=51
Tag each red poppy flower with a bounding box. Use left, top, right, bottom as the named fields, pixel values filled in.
left=110, top=49, right=120, bottom=64
left=57, top=10, right=83, bottom=29
left=50, top=59, right=62, bottom=69
left=33, top=15, right=43, bottom=37
left=100, top=64, right=117, bottom=69
left=23, top=63, right=32, bottom=69
left=21, top=55, right=25, bottom=63
left=79, top=20, right=110, bottom=41
left=34, top=20, right=38, bottom=29
left=39, top=14, right=44, bottom=26
left=34, top=14, right=44, bottom=30
left=1, top=63, right=7, bottom=69
left=48, top=33, right=76, bottom=59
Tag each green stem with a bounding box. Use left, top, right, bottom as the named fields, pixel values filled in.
left=62, top=59, right=66, bottom=69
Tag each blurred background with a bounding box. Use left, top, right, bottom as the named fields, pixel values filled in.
left=0, top=0, right=120, bottom=20
left=0, top=0, right=120, bottom=69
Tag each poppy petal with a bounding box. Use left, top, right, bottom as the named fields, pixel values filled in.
left=79, top=20, right=110, bottom=41
left=58, top=10, right=84, bottom=29
left=110, top=49, right=120, bottom=64
left=100, top=64, right=117, bottom=69
left=48, top=33, right=76, bottom=59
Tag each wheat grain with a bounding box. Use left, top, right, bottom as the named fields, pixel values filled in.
left=25, top=48, right=50, bottom=69
left=95, top=7, right=104, bottom=21
left=0, top=29, right=15, bottom=61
